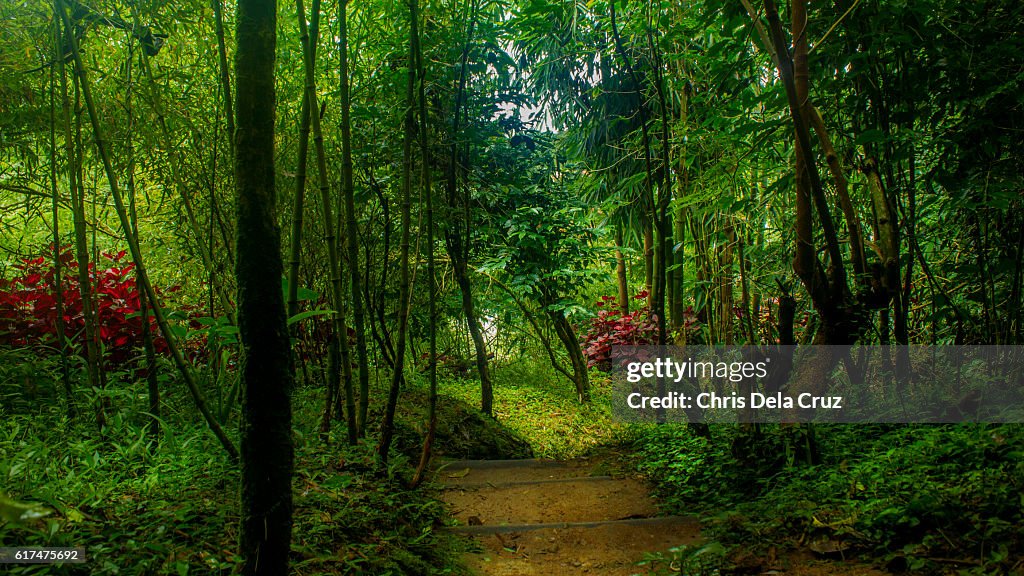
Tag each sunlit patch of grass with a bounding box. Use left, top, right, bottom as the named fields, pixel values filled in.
left=421, top=354, right=628, bottom=459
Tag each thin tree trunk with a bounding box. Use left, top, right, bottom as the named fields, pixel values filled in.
left=615, top=224, right=630, bottom=315
left=234, top=0, right=294, bottom=570
left=738, top=230, right=756, bottom=344
left=57, top=0, right=238, bottom=460
left=47, top=50, right=74, bottom=418
left=123, top=43, right=161, bottom=441
left=376, top=21, right=417, bottom=465
left=763, top=0, right=848, bottom=341
left=55, top=8, right=102, bottom=428
left=289, top=0, right=325, bottom=439
left=484, top=272, right=577, bottom=384
left=670, top=205, right=685, bottom=334
left=211, top=0, right=235, bottom=154
left=296, top=0, right=357, bottom=444
left=286, top=33, right=314, bottom=324
left=546, top=303, right=590, bottom=402
left=412, top=0, right=439, bottom=485
left=646, top=17, right=672, bottom=346
left=863, top=156, right=902, bottom=340
left=338, top=0, right=371, bottom=435
left=643, top=224, right=654, bottom=297
left=809, top=106, right=865, bottom=277
left=129, top=4, right=235, bottom=324
left=720, top=217, right=735, bottom=344
left=444, top=0, right=492, bottom=416
left=609, top=0, right=656, bottom=308
left=365, top=175, right=397, bottom=367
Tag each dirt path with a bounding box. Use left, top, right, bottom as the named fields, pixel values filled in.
left=436, top=458, right=891, bottom=576
left=436, top=458, right=700, bottom=575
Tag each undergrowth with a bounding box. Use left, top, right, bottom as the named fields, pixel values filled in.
left=0, top=349, right=464, bottom=575
left=424, top=354, right=625, bottom=458
left=634, top=423, right=1024, bottom=574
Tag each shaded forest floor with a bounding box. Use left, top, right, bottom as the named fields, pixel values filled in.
left=436, top=456, right=893, bottom=576
left=433, top=366, right=1024, bottom=575
left=2, top=352, right=1023, bottom=574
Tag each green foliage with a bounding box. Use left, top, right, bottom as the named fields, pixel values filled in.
left=635, top=423, right=1024, bottom=573
left=477, top=135, right=608, bottom=313
left=638, top=542, right=732, bottom=576
left=376, top=381, right=535, bottom=461
left=425, top=353, right=626, bottom=458
left=0, top=355, right=464, bottom=575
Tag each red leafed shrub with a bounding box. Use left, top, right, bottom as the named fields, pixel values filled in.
left=582, top=291, right=659, bottom=371
left=0, top=247, right=190, bottom=365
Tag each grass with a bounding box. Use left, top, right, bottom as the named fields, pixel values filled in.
left=0, top=350, right=465, bottom=575
left=14, top=344, right=1022, bottom=575
left=417, top=354, right=629, bottom=459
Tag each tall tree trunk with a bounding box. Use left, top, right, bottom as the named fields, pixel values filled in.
left=47, top=51, right=74, bottom=418
left=615, top=224, right=630, bottom=315
left=211, top=0, right=235, bottom=155
left=377, top=22, right=417, bottom=465
left=286, top=25, right=314, bottom=324
left=235, top=0, right=294, bottom=570
left=123, top=45, right=161, bottom=441
left=55, top=8, right=102, bottom=428
left=129, top=4, right=236, bottom=323
left=288, top=0, right=324, bottom=438
left=670, top=65, right=689, bottom=338
left=609, top=0, right=656, bottom=309
left=646, top=18, right=672, bottom=346
left=339, top=0, right=371, bottom=435
left=411, top=0, right=439, bottom=486
left=296, top=0, right=356, bottom=444
left=763, top=0, right=848, bottom=343
left=444, top=0, right=492, bottom=416
left=762, top=0, right=850, bottom=464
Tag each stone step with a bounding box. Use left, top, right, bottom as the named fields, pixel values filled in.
left=460, top=516, right=701, bottom=576
left=441, top=475, right=615, bottom=490
left=434, top=458, right=602, bottom=484
left=444, top=476, right=660, bottom=525
left=448, top=514, right=699, bottom=535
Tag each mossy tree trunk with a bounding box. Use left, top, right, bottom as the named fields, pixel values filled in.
left=234, top=0, right=295, bottom=572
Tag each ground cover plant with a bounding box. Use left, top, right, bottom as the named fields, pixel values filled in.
left=634, top=424, right=1024, bottom=574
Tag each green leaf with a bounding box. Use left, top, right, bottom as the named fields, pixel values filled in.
left=281, top=277, right=319, bottom=302
left=854, top=129, right=886, bottom=146
left=0, top=492, right=52, bottom=524
left=287, top=309, right=335, bottom=326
